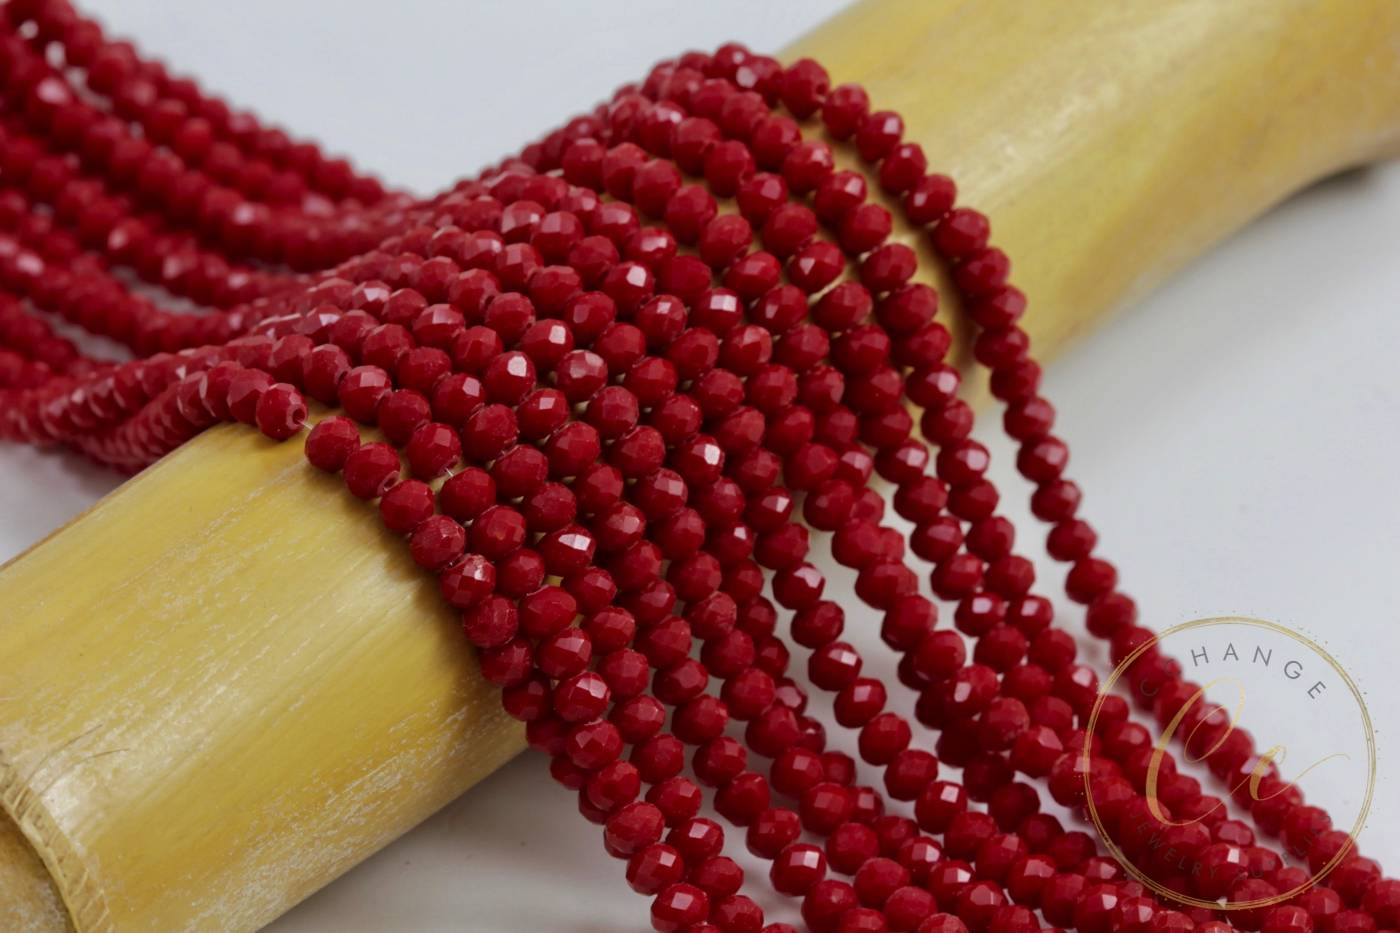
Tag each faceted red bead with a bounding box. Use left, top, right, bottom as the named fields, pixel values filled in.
left=884, top=886, right=937, bottom=932
left=404, top=421, right=460, bottom=479
left=770, top=843, right=827, bottom=896
left=301, top=344, right=350, bottom=404
left=627, top=843, right=684, bottom=896
left=376, top=388, right=431, bottom=446
left=821, top=83, right=870, bottom=138
left=303, top=415, right=360, bottom=471
left=519, top=586, right=580, bottom=641
left=605, top=801, right=666, bottom=858
left=253, top=382, right=306, bottom=441
left=932, top=208, right=991, bottom=259
left=226, top=368, right=274, bottom=425
left=566, top=719, right=623, bottom=771
left=516, top=387, right=569, bottom=440
left=439, top=553, right=495, bottom=609
left=553, top=671, right=610, bottom=722
left=360, top=323, right=414, bottom=371
left=408, top=514, right=466, bottom=571
left=449, top=325, right=504, bottom=373
left=396, top=346, right=451, bottom=396
left=342, top=442, right=401, bottom=499
left=651, top=882, right=710, bottom=933
left=470, top=505, right=527, bottom=559
left=521, top=482, right=577, bottom=532
left=492, top=444, right=550, bottom=499
left=378, top=479, right=435, bottom=534
left=461, top=403, right=519, bottom=461
left=481, top=350, right=536, bottom=405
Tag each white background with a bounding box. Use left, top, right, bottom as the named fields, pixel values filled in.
left=4, top=2, right=1398, bottom=930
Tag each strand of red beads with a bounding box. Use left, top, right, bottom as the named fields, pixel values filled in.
left=498, top=59, right=1349, bottom=930
left=0, top=4, right=1394, bottom=931
left=287, top=196, right=963, bottom=930
left=0, top=112, right=290, bottom=309
left=382, top=183, right=1190, bottom=933
left=288, top=209, right=1076, bottom=933
left=1, top=0, right=388, bottom=205
left=508, top=94, right=1202, bottom=933
left=649, top=52, right=1383, bottom=930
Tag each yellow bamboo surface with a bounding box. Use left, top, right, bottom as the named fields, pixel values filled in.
left=0, top=819, right=68, bottom=931
left=0, top=426, right=522, bottom=931
left=1, top=1, right=1398, bottom=930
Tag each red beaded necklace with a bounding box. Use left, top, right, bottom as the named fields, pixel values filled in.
left=0, top=4, right=1392, bottom=932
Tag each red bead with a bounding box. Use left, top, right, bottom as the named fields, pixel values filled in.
left=538, top=624, right=591, bottom=679
left=855, top=111, right=903, bottom=162
left=404, top=421, right=460, bottom=478
left=516, top=387, right=569, bottom=440
left=396, top=346, right=451, bottom=395
left=780, top=58, right=830, bottom=118
left=301, top=344, right=350, bottom=404
left=342, top=442, right=401, bottom=499
left=885, top=749, right=939, bottom=801
left=1260, top=905, right=1313, bottom=933
left=462, top=403, right=519, bottom=461
left=628, top=843, right=685, bottom=895
left=304, top=416, right=360, bottom=471
left=492, top=444, right=550, bottom=498
left=739, top=803, right=796, bottom=858
left=851, top=857, right=908, bottom=909
left=361, top=324, right=414, bottom=371
left=339, top=365, right=393, bottom=423
left=801, top=879, right=858, bottom=932
left=378, top=479, right=435, bottom=534
left=879, top=143, right=927, bottom=194
left=885, top=886, right=938, bottom=932
left=522, top=482, right=577, bottom=532
left=554, top=671, right=610, bottom=722
left=932, top=209, right=991, bottom=259
left=903, top=173, right=956, bottom=225
left=652, top=883, right=710, bottom=932
left=606, top=801, right=665, bottom=858
left=377, top=389, right=431, bottom=446
left=476, top=349, right=533, bottom=404
left=251, top=382, right=306, bottom=440
left=648, top=774, right=703, bottom=825
left=771, top=843, right=827, bottom=896
left=762, top=204, right=817, bottom=258
left=439, top=553, right=496, bottom=609
left=409, top=515, right=466, bottom=571
left=470, top=505, right=527, bottom=559
left=567, top=719, right=623, bottom=771
left=820, top=83, right=870, bottom=138
left=432, top=465, right=492, bottom=520
left=1364, top=879, right=1400, bottom=927
left=226, top=368, right=273, bottom=424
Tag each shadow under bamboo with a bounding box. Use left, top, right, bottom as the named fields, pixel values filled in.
left=1, top=0, right=1398, bottom=929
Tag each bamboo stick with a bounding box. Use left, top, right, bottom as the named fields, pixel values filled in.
left=1, top=1, right=1397, bottom=929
